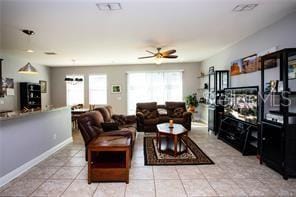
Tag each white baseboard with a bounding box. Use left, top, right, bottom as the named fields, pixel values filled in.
left=0, top=137, right=73, bottom=187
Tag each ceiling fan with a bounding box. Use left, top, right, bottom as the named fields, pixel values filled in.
left=138, top=48, right=178, bottom=60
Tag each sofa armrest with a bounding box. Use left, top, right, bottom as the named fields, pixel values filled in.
left=125, top=115, right=137, bottom=124
left=183, top=112, right=192, bottom=120
left=136, top=112, right=144, bottom=120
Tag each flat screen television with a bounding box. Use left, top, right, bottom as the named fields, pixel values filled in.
left=223, top=86, right=259, bottom=125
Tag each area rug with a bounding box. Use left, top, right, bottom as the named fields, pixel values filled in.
left=144, top=136, right=214, bottom=165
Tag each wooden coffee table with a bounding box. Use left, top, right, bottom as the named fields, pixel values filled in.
left=156, top=123, right=189, bottom=157
left=87, top=135, right=131, bottom=184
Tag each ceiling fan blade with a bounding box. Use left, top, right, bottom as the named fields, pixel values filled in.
left=161, top=49, right=176, bottom=56
left=163, top=55, right=178, bottom=59
left=138, top=55, right=155, bottom=59
left=146, top=50, right=155, bottom=55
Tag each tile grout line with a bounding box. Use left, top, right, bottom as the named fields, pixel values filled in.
left=152, top=166, right=157, bottom=197
left=34, top=147, right=84, bottom=196
left=176, top=167, right=189, bottom=197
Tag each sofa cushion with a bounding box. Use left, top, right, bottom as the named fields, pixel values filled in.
left=140, top=109, right=158, bottom=119
left=144, top=118, right=159, bottom=125
left=172, top=107, right=185, bottom=118
left=112, top=114, right=127, bottom=125
left=96, top=107, right=112, bottom=122
left=157, top=108, right=167, bottom=116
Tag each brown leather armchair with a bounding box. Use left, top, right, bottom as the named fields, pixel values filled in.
left=165, top=102, right=192, bottom=131
left=78, top=110, right=136, bottom=161
left=136, top=102, right=159, bottom=132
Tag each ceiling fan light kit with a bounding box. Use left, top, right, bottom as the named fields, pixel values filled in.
left=138, top=48, right=178, bottom=64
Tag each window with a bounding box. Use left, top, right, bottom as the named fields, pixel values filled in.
left=66, top=75, right=84, bottom=106
left=127, top=71, right=183, bottom=114
left=89, top=75, right=107, bottom=105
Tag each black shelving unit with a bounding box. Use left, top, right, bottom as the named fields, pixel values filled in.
left=20, top=82, right=41, bottom=110
left=208, top=70, right=229, bottom=134
left=0, top=59, right=3, bottom=97
left=260, top=48, right=296, bottom=179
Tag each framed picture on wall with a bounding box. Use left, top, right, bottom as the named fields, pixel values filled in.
left=242, top=54, right=258, bottom=74
left=39, top=80, right=47, bottom=93
left=230, top=59, right=242, bottom=76
left=111, top=85, right=121, bottom=93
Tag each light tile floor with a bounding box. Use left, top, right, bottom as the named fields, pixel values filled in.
left=1, top=123, right=296, bottom=196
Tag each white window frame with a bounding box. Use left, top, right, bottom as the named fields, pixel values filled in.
left=89, top=74, right=107, bottom=105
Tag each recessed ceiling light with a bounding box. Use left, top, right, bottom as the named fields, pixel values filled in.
left=44, top=52, right=57, bottom=55
left=26, top=49, right=34, bottom=53
left=96, top=3, right=121, bottom=11
left=233, top=4, right=258, bottom=12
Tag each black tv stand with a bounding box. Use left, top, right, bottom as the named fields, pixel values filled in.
left=218, top=117, right=258, bottom=155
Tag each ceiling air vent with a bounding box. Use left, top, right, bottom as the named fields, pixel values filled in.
left=44, top=52, right=57, bottom=55
left=233, top=4, right=258, bottom=12
left=96, top=3, right=122, bottom=11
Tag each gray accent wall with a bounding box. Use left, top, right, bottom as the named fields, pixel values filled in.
left=50, top=62, right=201, bottom=114
left=199, top=12, right=296, bottom=122
left=0, top=53, right=51, bottom=111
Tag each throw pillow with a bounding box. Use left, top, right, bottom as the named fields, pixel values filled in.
left=101, top=122, right=119, bottom=132
left=173, top=107, right=184, bottom=118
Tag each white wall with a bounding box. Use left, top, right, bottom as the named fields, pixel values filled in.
left=50, top=62, right=201, bottom=114
left=0, top=52, right=51, bottom=111
left=201, top=12, right=296, bottom=85
left=200, top=12, right=296, bottom=122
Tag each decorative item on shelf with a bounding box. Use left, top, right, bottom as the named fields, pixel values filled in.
left=169, top=119, right=174, bottom=128
left=288, top=58, right=296, bottom=79
left=185, top=93, right=198, bottom=112
left=264, top=82, right=271, bottom=93
left=199, top=97, right=206, bottom=104
left=270, top=80, right=278, bottom=92
left=204, top=83, right=208, bottom=89
left=209, top=66, right=214, bottom=73
left=278, top=81, right=283, bottom=92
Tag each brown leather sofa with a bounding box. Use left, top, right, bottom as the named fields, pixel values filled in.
left=136, top=102, right=192, bottom=132
left=78, top=106, right=137, bottom=160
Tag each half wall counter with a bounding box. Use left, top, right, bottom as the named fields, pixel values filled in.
left=0, top=107, right=72, bottom=187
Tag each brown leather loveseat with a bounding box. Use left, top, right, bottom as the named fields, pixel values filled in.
left=136, top=102, right=192, bottom=132
left=78, top=106, right=137, bottom=160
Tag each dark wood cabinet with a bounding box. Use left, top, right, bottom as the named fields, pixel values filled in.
left=218, top=117, right=258, bottom=155
left=208, top=70, right=229, bottom=134
left=260, top=48, right=296, bottom=179
left=20, top=82, right=41, bottom=110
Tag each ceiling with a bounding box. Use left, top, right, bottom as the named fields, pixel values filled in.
left=0, top=0, right=296, bottom=67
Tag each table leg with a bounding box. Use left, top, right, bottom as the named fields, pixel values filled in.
left=174, top=135, right=177, bottom=157
left=88, top=149, right=92, bottom=184
left=158, top=133, right=161, bottom=152
left=186, top=132, right=189, bottom=153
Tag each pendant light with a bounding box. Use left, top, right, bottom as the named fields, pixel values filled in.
left=64, top=59, right=83, bottom=84
left=18, top=29, right=38, bottom=74
left=18, top=62, right=38, bottom=74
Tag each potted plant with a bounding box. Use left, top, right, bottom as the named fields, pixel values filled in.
left=185, top=93, right=198, bottom=112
